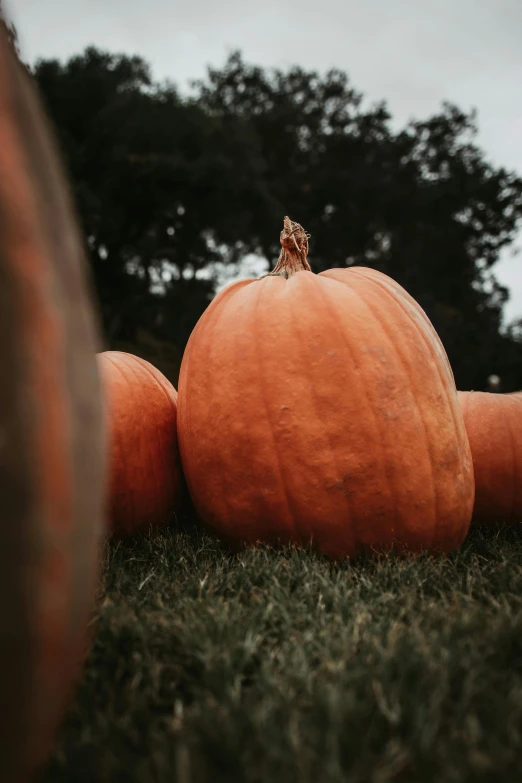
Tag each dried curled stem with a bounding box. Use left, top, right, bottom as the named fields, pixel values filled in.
left=269, top=216, right=311, bottom=278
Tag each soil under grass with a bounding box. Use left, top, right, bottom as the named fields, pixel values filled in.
left=42, top=523, right=522, bottom=783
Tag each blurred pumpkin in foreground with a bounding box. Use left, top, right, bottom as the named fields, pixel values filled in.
left=0, top=28, right=107, bottom=782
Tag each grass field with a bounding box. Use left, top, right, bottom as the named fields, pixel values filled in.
left=42, top=522, right=522, bottom=783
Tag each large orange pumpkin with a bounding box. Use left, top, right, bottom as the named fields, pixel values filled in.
left=177, top=217, right=474, bottom=559
left=0, top=30, right=106, bottom=782
left=98, top=351, right=183, bottom=535
left=458, top=390, right=522, bottom=524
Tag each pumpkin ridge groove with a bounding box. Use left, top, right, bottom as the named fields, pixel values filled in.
left=255, top=280, right=297, bottom=544
left=126, top=355, right=181, bottom=522
left=125, top=359, right=166, bottom=524
left=130, top=354, right=178, bottom=411
left=104, top=355, right=142, bottom=530
left=315, top=275, right=399, bottom=548
left=349, top=268, right=455, bottom=381
left=351, top=270, right=461, bottom=431
left=293, top=275, right=355, bottom=550
left=350, top=269, right=468, bottom=549
left=350, top=279, right=439, bottom=551
left=194, top=283, right=240, bottom=536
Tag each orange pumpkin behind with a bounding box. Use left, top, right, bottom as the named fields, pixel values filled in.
left=98, top=351, right=183, bottom=535
left=458, top=390, right=522, bottom=524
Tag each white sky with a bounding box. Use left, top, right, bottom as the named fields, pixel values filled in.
left=7, top=0, right=522, bottom=323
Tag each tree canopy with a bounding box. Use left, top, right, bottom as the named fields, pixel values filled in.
left=0, top=1, right=19, bottom=56
left=30, top=46, right=522, bottom=388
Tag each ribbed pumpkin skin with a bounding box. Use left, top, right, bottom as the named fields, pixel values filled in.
left=98, top=351, right=182, bottom=536
left=0, top=32, right=106, bottom=783
left=458, top=391, right=522, bottom=524
left=178, top=265, right=474, bottom=559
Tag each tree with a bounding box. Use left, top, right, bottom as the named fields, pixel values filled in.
left=32, top=48, right=522, bottom=388
left=194, top=54, right=522, bottom=389
left=0, top=1, right=20, bottom=57
left=33, top=49, right=272, bottom=379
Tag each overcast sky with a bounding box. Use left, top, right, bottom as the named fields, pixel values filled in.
left=7, top=0, right=522, bottom=321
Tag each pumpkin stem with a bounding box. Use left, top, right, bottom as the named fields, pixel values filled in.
left=270, top=216, right=311, bottom=278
